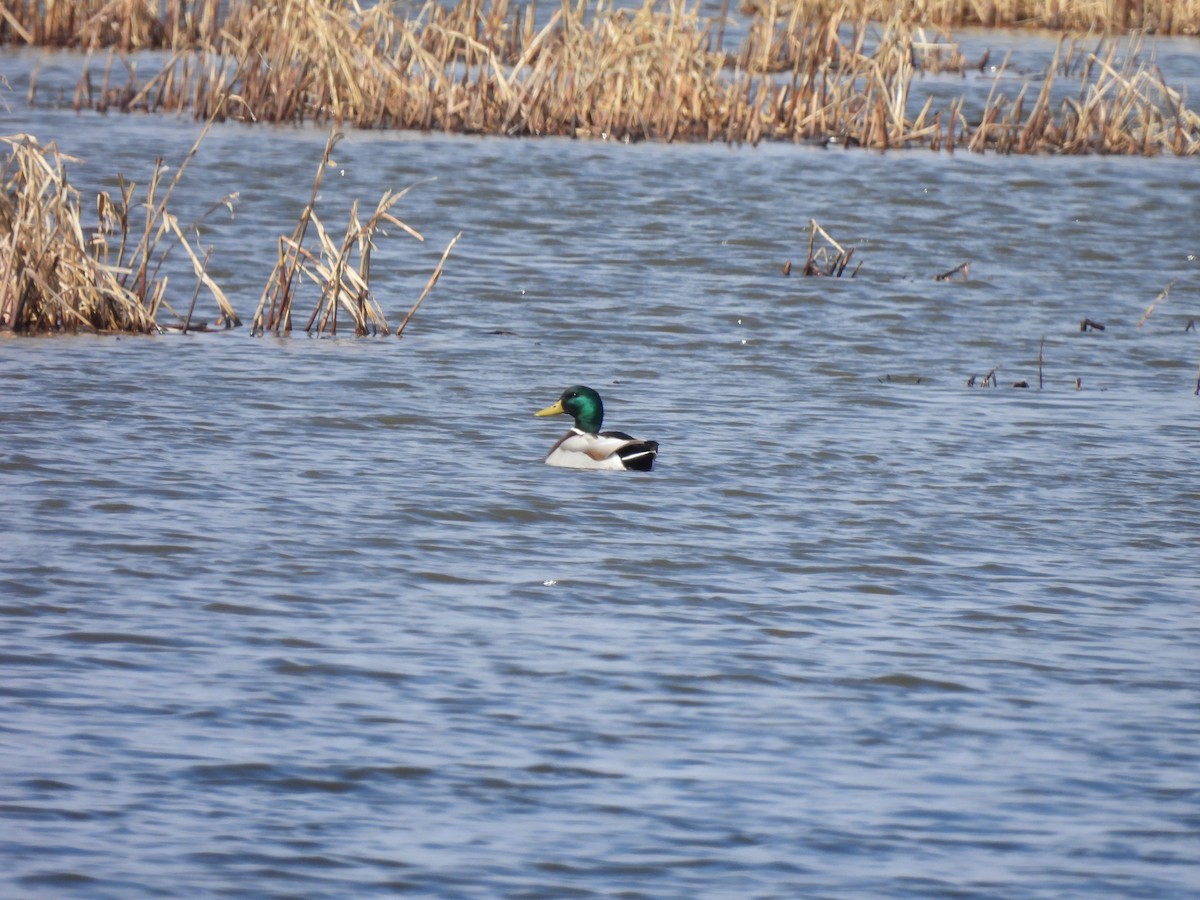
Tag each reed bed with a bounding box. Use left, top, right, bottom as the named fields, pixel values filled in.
left=956, top=37, right=1200, bottom=154
left=741, top=0, right=1200, bottom=36
left=0, top=131, right=237, bottom=334
left=8, top=1, right=1200, bottom=154
left=22, top=0, right=1194, bottom=155
left=0, top=0, right=224, bottom=50
left=250, top=130, right=457, bottom=338
left=5, top=0, right=1196, bottom=49
left=3, top=125, right=454, bottom=335
left=1, top=134, right=152, bottom=333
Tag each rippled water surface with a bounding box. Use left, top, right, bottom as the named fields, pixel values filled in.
left=3, top=57, right=1200, bottom=897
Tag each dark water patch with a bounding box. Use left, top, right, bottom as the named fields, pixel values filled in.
left=343, top=765, right=435, bottom=782
left=865, top=674, right=976, bottom=692
left=0, top=652, right=57, bottom=667
left=0, top=803, right=95, bottom=822
left=91, top=541, right=196, bottom=557
left=273, top=777, right=360, bottom=795
left=955, top=609, right=1027, bottom=624
left=184, top=763, right=357, bottom=796
left=268, top=658, right=410, bottom=683
left=761, top=627, right=815, bottom=639
left=0, top=580, right=50, bottom=602
left=16, top=871, right=102, bottom=889
left=203, top=601, right=282, bottom=616
left=21, top=778, right=76, bottom=791
left=55, top=631, right=183, bottom=648
left=525, top=763, right=623, bottom=780
left=850, top=582, right=903, bottom=596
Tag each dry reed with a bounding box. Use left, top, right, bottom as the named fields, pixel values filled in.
left=935, top=261, right=970, bottom=281
left=795, top=218, right=860, bottom=276
left=1137, top=278, right=1176, bottom=326
left=963, top=38, right=1200, bottom=154
left=1, top=130, right=237, bottom=334
left=6, top=0, right=1197, bottom=50
left=741, top=0, right=1200, bottom=36
left=967, top=366, right=1001, bottom=387
left=3, top=125, right=453, bottom=335
left=0, top=0, right=224, bottom=50
left=397, top=231, right=463, bottom=339
left=1038, top=334, right=1045, bottom=390
left=250, top=130, right=453, bottom=338
left=9, top=1, right=1200, bottom=154
left=1, top=134, right=153, bottom=333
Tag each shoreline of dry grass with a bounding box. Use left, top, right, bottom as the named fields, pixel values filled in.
left=739, top=0, right=1200, bottom=36
left=3, top=0, right=1198, bottom=51
left=4, top=1, right=1199, bottom=155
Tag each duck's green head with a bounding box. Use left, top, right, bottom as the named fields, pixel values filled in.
left=535, top=385, right=604, bottom=433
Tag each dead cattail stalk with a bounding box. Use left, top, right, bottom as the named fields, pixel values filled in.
left=250, top=130, right=439, bottom=337
left=967, top=366, right=1000, bottom=388
left=1038, top=334, right=1045, bottom=390
left=397, top=231, right=463, bottom=338
left=935, top=261, right=969, bottom=281
left=1138, top=278, right=1177, bottom=327
left=180, top=247, right=213, bottom=333
left=252, top=130, right=343, bottom=335
left=802, top=218, right=857, bottom=276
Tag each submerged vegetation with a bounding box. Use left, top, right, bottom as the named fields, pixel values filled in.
left=3, top=0, right=1198, bottom=154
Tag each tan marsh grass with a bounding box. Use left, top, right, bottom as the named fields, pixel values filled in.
left=1, top=131, right=237, bottom=334
left=0, top=0, right=224, bottom=50
left=249, top=130, right=456, bottom=338
left=740, top=0, right=1200, bottom=35
left=1, top=134, right=155, bottom=333
left=33, top=0, right=1195, bottom=155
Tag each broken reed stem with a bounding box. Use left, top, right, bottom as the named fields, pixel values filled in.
left=181, top=246, right=212, bottom=333
left=935, top=261, right=969, bottom=281
left=1038, top=334, right=1045, bottom=390
left=1138, top=278, right=1176, bottom=327
left=397, top=231, right=463, bottom=338
left=802, top=218, right=857, bottom=276
left=252, top=130, right=343, bottom=336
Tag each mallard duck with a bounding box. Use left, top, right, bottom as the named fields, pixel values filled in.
left=535, top=385, right=659, bottom=471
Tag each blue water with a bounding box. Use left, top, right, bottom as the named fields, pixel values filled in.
left=3, top=40, right=1200, bottom=898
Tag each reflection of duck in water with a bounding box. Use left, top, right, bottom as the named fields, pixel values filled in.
left=535, top=386, right=659, bottom=472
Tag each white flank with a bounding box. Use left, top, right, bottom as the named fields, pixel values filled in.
left=544, top=431, right=635, bottom=470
